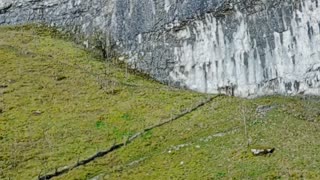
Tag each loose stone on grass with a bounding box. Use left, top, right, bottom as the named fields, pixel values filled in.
left=32, top=110, right=43, bottom=116
left=55, top=75, right=67, bottom=81
left=251, top=147, right=275, bottom=156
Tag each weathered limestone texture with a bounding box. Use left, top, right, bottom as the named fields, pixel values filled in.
left=1, top=0, right=320, bottom=97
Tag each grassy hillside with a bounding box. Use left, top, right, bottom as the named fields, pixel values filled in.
left=0, top=26, right=320, bottom=179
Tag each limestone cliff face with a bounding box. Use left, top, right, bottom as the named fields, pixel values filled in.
left=1, top=0, right=320, bottom=97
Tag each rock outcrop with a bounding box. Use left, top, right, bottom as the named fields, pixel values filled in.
left=1, top=0, right=320, bottom=97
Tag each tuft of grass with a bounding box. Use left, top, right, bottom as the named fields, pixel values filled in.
left=1, top=25, right=320, bottom=179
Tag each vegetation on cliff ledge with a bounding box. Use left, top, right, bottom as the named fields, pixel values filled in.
left=0, top=25, right=320, bottom=179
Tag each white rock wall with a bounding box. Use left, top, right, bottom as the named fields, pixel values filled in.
left=170, top=0, right=320, bottom=97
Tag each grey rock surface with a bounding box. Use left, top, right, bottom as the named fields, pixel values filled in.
left=1, top=0, right=320, bottom=97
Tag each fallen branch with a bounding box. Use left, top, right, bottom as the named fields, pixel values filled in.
left=38, top=95, right=222, bottom=179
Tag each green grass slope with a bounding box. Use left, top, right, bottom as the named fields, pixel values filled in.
left=0, top=26, right=320, bottom=179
